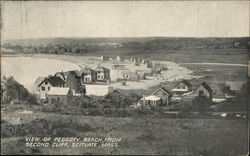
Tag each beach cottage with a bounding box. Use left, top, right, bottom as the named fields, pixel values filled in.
left=47, top=87, right=73, bottom=105
left=140, top=87, right=171, bottom=107
left=94, top=66, right=110, bottom=83
left=38, top=76, right=65, bottom=100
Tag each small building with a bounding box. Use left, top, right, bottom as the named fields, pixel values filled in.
left=100, top=55, right=109, bottom=61
left=116, top=56, right=125, bottom=61
left=85, top=84, right=113, bottom=96
left=225, top=81, right=245, bottom=98
left=79, top=67, right=97, bottom=84
left=193, top=82, right=213, bottom=100
left=94, top=66, right=110, bottom=83
left=140, top=87, right=171, bottom=107
left=38, top=76, right=66, bottom=100
left=47, top=87, right=73, bottom=105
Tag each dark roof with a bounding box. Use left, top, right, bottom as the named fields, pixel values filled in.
left=64, top=70, right=79, bottom=77
left=38, top=76, right=65, bottom=87
left=174, top=79, right=192, bottom=88
left=200, top=82, right=213, bottom=93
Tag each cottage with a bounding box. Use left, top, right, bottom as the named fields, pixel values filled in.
left=94, top=66, right=110, bottom=83
left=38, top=76, right=65, bottom=100
left=116, top=56, right=125, bottom=61
left=85, top=84, right=113, bottom=96
left=110, top=68, right=130, bottom=81
left=140, top=87, right=171, bottom=106
left=47, top=87, right=73, bottom=105
left=100, top=55, right=109, bottom=61
left=172, top=80, right=192, bottom=93
left=193, top=82, right=213, bottom=100
left=79, top=67, right=97, bottom=84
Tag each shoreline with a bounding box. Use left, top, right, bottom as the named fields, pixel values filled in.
left=1, top=53, right=248, bottom=67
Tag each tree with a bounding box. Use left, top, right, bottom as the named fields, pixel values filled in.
left=192, top=96, right=212, bottom=112
left=1, top=76, right=38, bottom=104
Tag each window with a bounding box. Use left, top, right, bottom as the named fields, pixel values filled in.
left=42, top=87, right=45, bottom=91
left=57, top=97, right=60, bottom=101
left=199, top=90, right=204, bottom=96
left=157, top=91, right=163, bottom=95
left=45, top=81, right=48, bottom=85
left=48, top=87, right=50, bottom=91
left=177, top=85, right=181, bottom=89
left=182, top=85, right=186, bottom=89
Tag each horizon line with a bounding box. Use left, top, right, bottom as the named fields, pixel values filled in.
left=3, top=35, right=250, bottom=41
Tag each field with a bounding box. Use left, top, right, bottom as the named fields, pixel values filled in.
left=1, top=109, right=248, bottom=155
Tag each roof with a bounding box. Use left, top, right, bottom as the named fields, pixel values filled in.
left=79, top=67, right=96, bottom=75
left=152, top=87, right=171, bottom=95
left=38, top=76, right=65, bottom=87
left=141, top=95, right=161, bottom=101
left=94, top=66, right=110, bottom=72
left=174, top=80, right=192, bottom=88
left=47, top=87, right=70, bottom=95
left=199, top=82, right=213, bottom=93
left=226, top=81, right=245, bottom=91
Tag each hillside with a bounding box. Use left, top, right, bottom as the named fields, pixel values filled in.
left=3, top=37, right=250, bottom=50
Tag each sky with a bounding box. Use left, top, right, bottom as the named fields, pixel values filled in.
left=1, top=1, right=249, bottom=40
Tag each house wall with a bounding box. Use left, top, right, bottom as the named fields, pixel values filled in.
left=194, top=85, right=212, bottom=99
left=97, top=72, right=105, bottom=81
left=172, top=82, right=190, bottom=92
left=85, top=85, right=113, bottom=96
left=152, top=90, right=170, bottom=105
left=48, top=95, right=67, bottom=105
left=39, top=82, right=52, bottom=99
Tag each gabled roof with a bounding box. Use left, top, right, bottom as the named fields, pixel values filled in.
left=152, top=87, right=171, bottom=96
left=174, top=79, right=192, bottom=88
left=38, top=76, right=65, bottom=87
left=94, top=66, right=110, bottom=72
left=199, top=82, right=213, bottom=93
left=79, top=67, right=96, bottom=75
left=48, top=87, right=70, bottom=95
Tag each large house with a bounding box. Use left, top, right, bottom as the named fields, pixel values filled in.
left=38, top=76, right=65, bottom=100
left=172, top=80, right=192, bottom=93
left=94, top=66, right=110, bottom=83
left=171, top=80, right=192, bottom=102
left=140, top=87, right=172, bottom=107
left=47, top=87, right=73, bottom=105
left=193, top=82, right=213, bottom=100
left=79, top=67, right=97, bottom=84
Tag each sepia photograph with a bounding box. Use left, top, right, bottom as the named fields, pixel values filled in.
left=1, top=0, right=249, bottom=155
